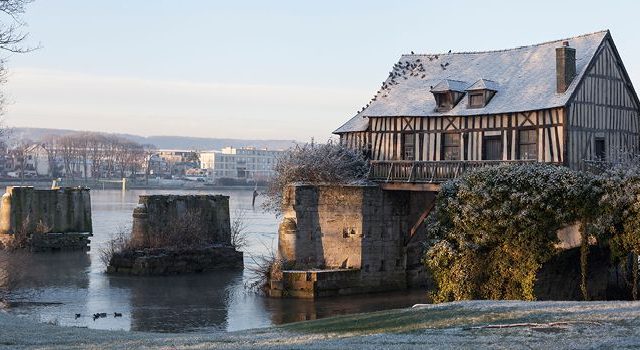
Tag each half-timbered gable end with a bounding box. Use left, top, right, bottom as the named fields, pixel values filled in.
left=334, top=30, right=640, bottom=184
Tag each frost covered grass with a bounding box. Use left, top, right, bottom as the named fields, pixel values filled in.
left=3, top=301, right=640, bottom=349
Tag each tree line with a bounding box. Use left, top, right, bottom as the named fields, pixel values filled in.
left=30, top=132, right=155, bottom=180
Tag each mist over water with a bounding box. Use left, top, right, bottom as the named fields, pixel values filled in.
left=2, top=189, right=426, bottom=333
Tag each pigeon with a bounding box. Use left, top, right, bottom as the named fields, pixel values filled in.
left=444, top=62, right=450, bottom=67
left=93, top=314, right=100, bottom=321
left=448, top=50, right=452, bottom=54
left=114, top=312, right=122, bottom=318
left=411, top=50, right=414, bottom=54
left=440, top=63, right=446, bottom=70
left=75, top=314, right=81, bottom=319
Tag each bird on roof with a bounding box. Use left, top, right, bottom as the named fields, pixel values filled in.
left=411, top=51, right=414, bottom=54
left=444, top=62, right=450, bottom=67
left=440, top=63, right=446, bottom=70
left=448, top=50, right=452, bottom=54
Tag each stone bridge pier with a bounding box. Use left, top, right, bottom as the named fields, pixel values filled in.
left=271, top=184, right=436, bottom=298
left=0, top=186, right=92, bottom=252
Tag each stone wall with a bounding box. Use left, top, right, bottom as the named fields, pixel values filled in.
left=272, top=184, right=435, bottom=297
left=131, top=195, right=231, bottom=246
left=107, top=245, right=243, bottom=275
left=0, top=186, right=92, bottom=251
left=0, top=186, right=92, bottom=235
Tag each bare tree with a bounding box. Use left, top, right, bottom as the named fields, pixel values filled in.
left=10, top=138, right=32, bottom=184
left=142, top=144, right=157, bottom=183
left=0, top=1, right=36, bottom=141
left=0, top=0, right=35, bottom=54
left=39, top=132, right=150, bottom=180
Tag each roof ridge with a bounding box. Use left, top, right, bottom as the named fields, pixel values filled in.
left=401, top=30, right=609, bottom=57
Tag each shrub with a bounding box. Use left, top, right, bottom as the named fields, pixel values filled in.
left=245, top=242, right=292, bottom=294
left=263, top=140, right=370, bottom=214
left=230, top=210, right=248, bottom=250
left=593, top=166, right=640, bottom=299
left=0, top=216, right=51, bottom=251
left=99, top=226, right=129, bottom=267
left=424, top=163, right=601, bottom=302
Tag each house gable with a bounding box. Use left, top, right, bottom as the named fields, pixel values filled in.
left=565, top=34, right=640, bottom=169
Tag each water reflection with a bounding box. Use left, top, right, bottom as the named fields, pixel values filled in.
left=264, top=290, right=428, bottom=324
left=2, top=189, right=428, bottom=333
left=108, top=271, right=242, bottom=332
left=11, top=252, right=91, bottom=290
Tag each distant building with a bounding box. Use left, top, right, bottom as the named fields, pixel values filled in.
left=199, top=147, right=283, bottom=182
left=23, top=144, right=50, bottom=177
left=156, top=149, right=200, bottom=176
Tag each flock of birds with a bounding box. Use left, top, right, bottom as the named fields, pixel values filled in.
left=353, top=50, right=453, bottom=116
left=73, top=312, right=123, bottom=321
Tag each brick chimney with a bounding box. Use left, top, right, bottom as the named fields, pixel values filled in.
left=556, top=41, right=576, bottom=93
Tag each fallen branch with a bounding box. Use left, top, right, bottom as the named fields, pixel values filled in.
left=463, top=321, right=601, bottom=331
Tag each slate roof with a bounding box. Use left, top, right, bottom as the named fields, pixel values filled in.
left=334, top=31, right=609, bottom=134
left=466, top=78, right=500, bottom=91
left=430, top=79, right=469, bottom=93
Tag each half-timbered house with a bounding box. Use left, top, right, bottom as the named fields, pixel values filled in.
left=334, top=30, right=640, bottom=190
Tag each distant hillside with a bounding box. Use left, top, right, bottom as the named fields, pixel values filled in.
left=9, top=127, right=297, bottom=150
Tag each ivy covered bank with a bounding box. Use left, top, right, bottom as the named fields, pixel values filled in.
left=425, top=163, right=640, bottom=302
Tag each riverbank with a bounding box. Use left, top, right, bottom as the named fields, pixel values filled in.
left=0, top=179, right=263, bottom=191
left=2, top=300, right=640, bottom=349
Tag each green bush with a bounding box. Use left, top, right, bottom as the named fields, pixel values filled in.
left=424, top=163, right=601, bottom=302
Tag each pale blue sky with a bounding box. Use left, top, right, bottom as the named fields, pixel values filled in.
left=4, top=0, right=640, bottom=140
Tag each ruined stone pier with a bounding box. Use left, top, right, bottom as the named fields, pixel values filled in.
left=107, top=194, right=243, bottom=275
left=0, top=186, right=92, bottom=252
left=270, top=184, right=434, bottom=298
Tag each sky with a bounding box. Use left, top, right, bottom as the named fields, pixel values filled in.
left=2, top=0, right=640, bottom=141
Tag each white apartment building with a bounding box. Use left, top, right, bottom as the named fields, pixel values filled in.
left=199, top=147, right=283, bottom=181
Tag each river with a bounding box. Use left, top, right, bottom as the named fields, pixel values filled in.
left=1, top=189, right=427, bottom=333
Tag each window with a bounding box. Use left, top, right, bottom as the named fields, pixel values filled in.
left=441, top=133, right=460, bottom=160
left=483, top=135, right=503, bottom=160
left=433, top=91, right=465, bottom=112
left=518, top=129, right=537, bottom=160
left=434, top=92, right=451, bottom=110
left=469, top=92, right=484, bottom=108
left=403, top=133, right=415, bottom=160
left=594, top=137, right=606, bottom=160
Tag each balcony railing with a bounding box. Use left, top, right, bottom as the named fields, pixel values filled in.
left=370, top=160, right=538, bottom=183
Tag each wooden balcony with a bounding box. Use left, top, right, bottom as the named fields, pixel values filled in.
left=370, top=160, right=538, bottom=185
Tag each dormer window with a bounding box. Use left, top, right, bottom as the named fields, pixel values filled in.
left=430, top=79, right=468, bottom=112
left=469, top=92, right=484, bottom=108
left=466, top=79, right=498, bottom=109
left=433, top=92, right=453, bottom=111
